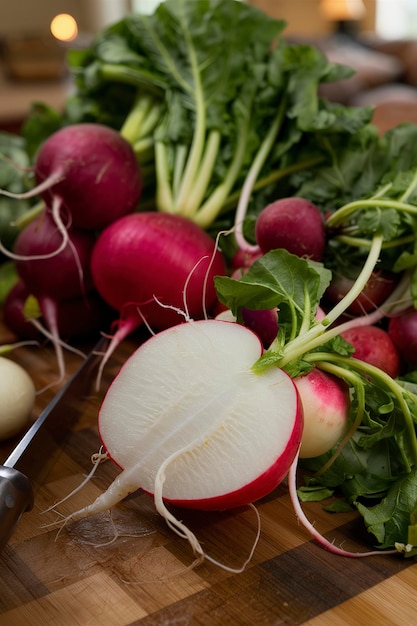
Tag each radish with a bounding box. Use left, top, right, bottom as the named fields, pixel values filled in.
left=0, top=123, right=142, bottom=232
left=90, top=212, right=227, bottom=383
left=254, top=197, right=326, bottom=261
left=341, top=325, right=401, bottom=378
left=0, top=356, right=36, bottom=440
left=294, top=368, right=350, bottom=459
left=7, top=211, right=99, bottom=381
left=13, top=212, right=95, bottom=301
left=50, top=319, right=303, bottom=565
left=3, top=281, right=113, bottom=342
left=388, top=309, right=417, bottom=367
left=325, top=270, right=399, bottom=316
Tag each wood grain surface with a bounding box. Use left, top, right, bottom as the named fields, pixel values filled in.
left=1, top=319, right=417, bottom=626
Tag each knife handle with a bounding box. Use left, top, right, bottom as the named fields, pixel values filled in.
left=0, top=466, right=34, bottom=552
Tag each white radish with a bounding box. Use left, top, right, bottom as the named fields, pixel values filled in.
left=56, top=319, right=303, bottom=565
left=0, top=356, right=36, bottom=440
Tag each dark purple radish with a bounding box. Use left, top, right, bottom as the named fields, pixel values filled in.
left=325, top=270, right=399, bottom=316
left=4, top=281, right=113, bottom=342
left=388, top=309, right=417, bottom=367
left=0, top=123, right=142, bottom=231
left=13, top=211, right=95, bottom=301
left=90, top=212, right=227, bottom=385
left=36, top=124, right=142, bottom=230
left=255, top=197, right=326, bottom=261
left=10, top=212, right=97, bottom=382
left=241, top=308, right=279, bottom=348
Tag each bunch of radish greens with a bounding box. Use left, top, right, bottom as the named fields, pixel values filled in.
left=21, top=0, right=371, bottom=233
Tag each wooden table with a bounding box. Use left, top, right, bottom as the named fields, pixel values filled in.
left=1, top=318, right=417, bottom=626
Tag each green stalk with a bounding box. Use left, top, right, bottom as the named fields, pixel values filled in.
left=120, top=93, right=154, bottom=143
left=305, top=356, right=366, bottom=475
left=333, top=234, right=416, bottom=249
left=100, top=63, right=166, bottom=95
left=12, top=200, right=44, bottom=229
left=181, top=130, right=221, bottom=218
left=193, top=116, right=252, bottom=229
left=173, top=145, right=188, bottom=200
left=155, top=141, right=175, bottom=213
left=327, top=198, right=417, bottom=229
left=173, top=25, right=207, bottom=214
left=277, top=234, right=384, bottom=368
left=316, top=355, right=417, bottom=467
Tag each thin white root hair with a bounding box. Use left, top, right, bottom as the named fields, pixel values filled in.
left=42, top=447, right=108, bottom=515
left=152, top=296, right=190, bottom=322
left=0, top=195, right=70, bottom=262
left=0, top=169, right=65, bottom=199
left=287, top=451, right=399, bottom=558
left=153, top=447, right=261, bottom=573
left=135, top=306, right=156, bottom=336
left=182, top=254, right=209, bottom=321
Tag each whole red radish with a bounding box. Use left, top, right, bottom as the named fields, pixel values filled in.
left=91, top=212, right=226, bottom=331
left=34, top=123, right=142, bottom=230
left=326, top=270, right=398, bottom=316
left=255, top=197, right=325, bottom=261
left=341, top=325, right=400, bottom=378
left=294, top=368, right=349, bottom=458
left=90, top=212, right=227, bottom=382
left=388, top=310, right=417, bottom=367
left=14, top=211, right=95, bottom=301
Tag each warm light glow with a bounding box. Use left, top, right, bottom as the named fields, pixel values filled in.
left=320, top=0, right=366, bottom=21
left=50, top=13, right=78, bottom=42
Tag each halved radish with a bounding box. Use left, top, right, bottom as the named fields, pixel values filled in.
left=56, top=319, right=302, bottom=565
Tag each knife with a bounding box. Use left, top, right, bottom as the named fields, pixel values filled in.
left=0, top=336, right=108, bottom=552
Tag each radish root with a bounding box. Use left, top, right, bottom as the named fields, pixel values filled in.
left=288, top=451, right=399, bottom=557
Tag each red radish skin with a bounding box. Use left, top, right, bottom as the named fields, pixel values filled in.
left=294, top=368, right=349, bottom=459
left=3, top=281, right=113, bottom=341
left=325, top=270, right=398, bottom=316
left=255, top=197, right=326, bottom=261
left=34, top=124, right=142, bottom=231
left=90, top=212, right=227, bottom=385
left=14, top=212, right=95, bottom=301
left=388, top=309, right=417, bottom=367
left=341, top=325, right=401, bottom=378
left=55, top=320, right=302, bottom=565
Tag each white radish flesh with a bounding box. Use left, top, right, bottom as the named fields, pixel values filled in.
left=59, top=318, right=303, bottom=564
left=98, top=319, right=303, bottom=509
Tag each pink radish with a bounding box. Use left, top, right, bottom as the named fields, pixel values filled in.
left=294, top=368, right=350, bottom=459
left=52, top=319, right=303, bottom=564
left=255, top=197, right=326, bottom=261
left=341, top=325, right=400, bottom=378
left=90, top=212, right=227, bottom=382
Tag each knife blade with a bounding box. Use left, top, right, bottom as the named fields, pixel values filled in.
left=0, top=335, right=108, bottom=552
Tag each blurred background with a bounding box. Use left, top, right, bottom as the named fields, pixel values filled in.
left=1, top=0, right=417, bottom=134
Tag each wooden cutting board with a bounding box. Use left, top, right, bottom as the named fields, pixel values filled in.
left=1, top=320, right=417, bottom=626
